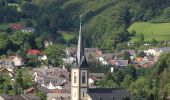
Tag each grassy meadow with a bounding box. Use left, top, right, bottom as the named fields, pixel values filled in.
left=128, top=22, right=170, bottom=42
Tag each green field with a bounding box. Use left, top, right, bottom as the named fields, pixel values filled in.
left=8, top=3, right=21, bottom=12
left=128, top=22, right=170, bottom=42
left=0, top=23, right=9, bottom=30
left=60, top=31, right=75, bottom=41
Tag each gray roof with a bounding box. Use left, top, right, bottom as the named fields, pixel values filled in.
left=89, top=73, right=105, bottom=77
left=0, top=94, right=40, bottom=100
left=154, top=47, right=170, bottom=52
left=87, top=88, right=131, bottom=100
left=100, top=53, right=114, bottom=60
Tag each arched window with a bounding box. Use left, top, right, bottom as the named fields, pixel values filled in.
left=82, top=72, right=85, bottom=84
left=74, top=72, right=77, bottom=83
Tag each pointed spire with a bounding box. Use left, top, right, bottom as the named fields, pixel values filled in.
left=77, top=16, right=84, bottom=65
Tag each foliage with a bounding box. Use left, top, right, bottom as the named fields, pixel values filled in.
left=35, top=89, right=47, bottom=100
left=88, top=61, right=110, bottom=73
left=0, top=32, right=10, bottom=54
left=44, top=44, right=64, bottom=66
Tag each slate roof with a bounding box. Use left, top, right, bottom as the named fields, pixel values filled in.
left=0, top=94, right=40, bottom=100
left=87, top=88, right=131, bottom=100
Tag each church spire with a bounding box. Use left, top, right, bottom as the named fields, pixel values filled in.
left=77, top=16, right=84, bottom=65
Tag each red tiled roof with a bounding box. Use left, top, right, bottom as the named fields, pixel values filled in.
left=96, top=51, right=102, bottom=56
left=27, top=50, right=41, bottom=55
left=135, top=57, right=143, bottom=62
left=9, top=23, right=24, bottom=31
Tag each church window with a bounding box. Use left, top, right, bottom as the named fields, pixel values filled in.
left=82, top=72, right=85, bottom=84
left=83, top=92, right=85, bottom=97
left=74, top=72, right=77, bottom=83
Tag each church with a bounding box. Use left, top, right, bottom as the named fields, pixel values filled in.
left=71, top=19, right=131, bottom=100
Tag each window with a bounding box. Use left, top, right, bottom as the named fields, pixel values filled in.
left=74, top=72, right=77, bottom=83
left=82, top=72, right=85, bottom=84
left=83, top=92, right=85, bottom=97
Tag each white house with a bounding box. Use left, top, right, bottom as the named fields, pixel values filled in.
left=38, top=55, right=47, bottom=61
left=21, top=27, right=35, bottom=33
left=12, top=56, right=24, bottom=66
left=96, top=57, right=108, bottom=65
left=62, top=56, right=76, bottom=64
left=145, top=47, right=170, bottom=56
left=44, top=40, right=53, bottom=48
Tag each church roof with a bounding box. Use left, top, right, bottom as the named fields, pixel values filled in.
left=87, top=88, right=131, bottom=100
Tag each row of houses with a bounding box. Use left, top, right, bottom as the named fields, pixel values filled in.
left=63, top=47, right=170, bottom=69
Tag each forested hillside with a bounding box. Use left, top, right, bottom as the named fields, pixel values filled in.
left=1, top=0, right=170, bottom=51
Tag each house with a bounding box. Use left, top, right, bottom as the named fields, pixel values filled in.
left=135, top=57, right=143, bottom=62
left=96, top=53, right=114, bottom=65
left=9, top=23, right=24, bottom=31
left=47, top=92, right=70, bottom=100
left=44, top=40, right=53, bottom=48
left=89, top=73, right=105, bottom=86
left=62, top=56, right=76, bottom=64
left=32, top=67, right=70, bottom=92
left=145, top=47, right=170, bottom=56
left=0, top=93, right=40, bottom=100
left=12, top=56, right=24, bottom=66
left=110, top=60, right=128, bottom=68
left=21, top=27, right=35, bottom=33
left=27, top=50, right=41, bottom=56
left=143, top=55, right=154, bottom=62
left=38, top=55, right=48, bottom=61
left=96, top=57, right=108, bottom=65
left=0, top=56, right=24, bottom=67
left=121, top=50, right=136, bottom=60
left=65, top=47, right=77, bottom=56
left=0, top=67, right=14, bottom=77
left=87, top=88, right=131, bottom=100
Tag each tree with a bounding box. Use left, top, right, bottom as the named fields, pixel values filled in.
left=138, top=33, right=144, bottom=42
left=124, top=65, right=137, bottom=79
left=35, top=37, right=44, bottom=50
left=163, top=7, right=170, bottom=20
left=122, top=75, right=133, bottom=88
left=136, top=51, right=145, bottom=57
left=123, top=51, right=131, bottom=62
left=21, top=2, right=39, bottom=18
left=0, top=32, right=10, bottom=54
left=44, top=44, right=64, bottom=66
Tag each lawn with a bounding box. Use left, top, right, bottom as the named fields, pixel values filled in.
left=128, top=22, right=170, bottom=42
left=8, top=3, right=21, bottom=12
left=60, top=31, right=75, bottom=41
left=0, top=23, right=9, bottom=30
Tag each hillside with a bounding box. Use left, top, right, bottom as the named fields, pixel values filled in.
left=128, top=22, right=170, bottom=42
left=1, top=0, right=170, bottom=49
left=60, top=0, right=170, bottom=48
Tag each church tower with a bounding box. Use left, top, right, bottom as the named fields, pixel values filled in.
left=71, top=18, right=89, bottom=100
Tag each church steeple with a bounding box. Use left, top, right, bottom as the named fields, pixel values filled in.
left=71, top=16, right=89, bottom=100
left=77, top=17, right=84, bottom=65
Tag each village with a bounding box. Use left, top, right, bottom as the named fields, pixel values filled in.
left=0, top=31, right=170, bottom=99
left=1, top=0, right=170, bottom=99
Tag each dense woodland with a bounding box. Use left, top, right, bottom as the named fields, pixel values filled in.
left=1, top=0, right=170, bottom=52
